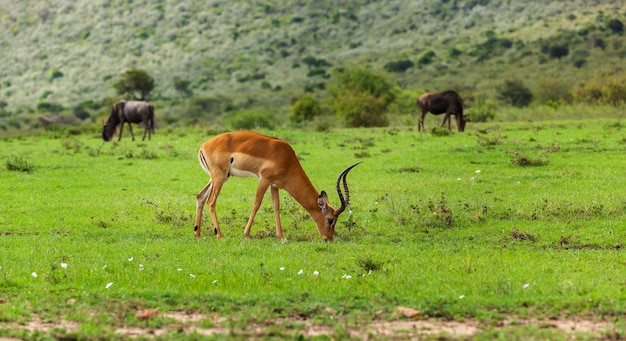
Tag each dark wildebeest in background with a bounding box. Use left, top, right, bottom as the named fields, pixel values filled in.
left=102, top=100, right=155, bottom=141
left=417, top=90, right=469, bottom=132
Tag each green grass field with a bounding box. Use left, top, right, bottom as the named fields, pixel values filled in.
left=1, top=119, right=626, bottom=339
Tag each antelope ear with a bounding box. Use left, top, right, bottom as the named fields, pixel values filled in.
left=318, top=191, right=329, bottom=214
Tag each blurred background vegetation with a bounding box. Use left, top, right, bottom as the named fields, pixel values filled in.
left=0, top=0, right=625, bottom=136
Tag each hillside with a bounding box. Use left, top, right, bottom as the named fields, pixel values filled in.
left=0, top=0, right=625, bottom=126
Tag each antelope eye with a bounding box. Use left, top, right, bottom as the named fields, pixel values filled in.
left=327, top=218, right=334, bottom=225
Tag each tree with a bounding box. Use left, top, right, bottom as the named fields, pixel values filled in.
left=113, top=68, right=155, bottom=100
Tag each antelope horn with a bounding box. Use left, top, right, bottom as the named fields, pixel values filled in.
left=333, top=162, right=362, bottom=217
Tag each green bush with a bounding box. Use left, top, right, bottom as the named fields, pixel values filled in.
left=534, top=78, right=573, bottom=104
left=383, top=60, right=414, bottom=73
left=331, top=90, right=389, bottom=127
left=467, top=102, right=496, bottom=122
left=497, top=79, right=533, bottom=107
left=417, top=51, right=436, bottom=65
left=328, top=67, right=394, bottom=127
left=572, top=71, right=626, bottom=105
left=37, top=102, right=64, bottom=113
left=228, top=109, right=276, bottom=130
left=290, top=93, right=322, bottom=123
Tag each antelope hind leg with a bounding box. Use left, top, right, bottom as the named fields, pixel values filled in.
left=194, top=181, right=212, bottom=239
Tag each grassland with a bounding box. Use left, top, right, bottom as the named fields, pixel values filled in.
left=1, top=116, right=626, bottom=339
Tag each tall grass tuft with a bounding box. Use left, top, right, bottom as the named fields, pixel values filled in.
left=5, top=154, right=34, bottom=172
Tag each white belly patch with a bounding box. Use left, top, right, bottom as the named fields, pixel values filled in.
left=229, top=166, right=259, bottom=179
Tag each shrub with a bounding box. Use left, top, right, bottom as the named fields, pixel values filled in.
left=228, top=109, right=276, bottom=130
left=37, top=102, right=64, bottom=113
left=73, top=106, right=90, bottom=120
left=547, top=44, right=569, bottom=59
left=497, top=79, right=533, bottom=107
left=607, top=19, right=624, bottom=34
left=290, top=93, right=322, bottom=123
left=50, top=68, right=63, bottom=80
left=383, top=60, right=414, bottom=73
left=572, top=71, right=626, bottom=105
left=534, top=78, right=572, bottom=104
left=467, top=102, right=496, bottom=122
left=328, top=67, right=394, bottom=127
left=306, top=68, right=328, bottom=78
left=417, top=51, right=436, bottom=65
left=330, top=90, right=389, bottom=127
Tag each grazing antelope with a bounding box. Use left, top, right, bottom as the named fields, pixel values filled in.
left=102, top=100, right=155, bottom=141
left=417, top=90, right=469, bottom=132
left=194, top=131, right=360, bottom=241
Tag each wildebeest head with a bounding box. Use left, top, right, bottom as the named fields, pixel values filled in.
left=458, top=114, right=469, bottom=132
left=101, top=101, right=125, bottom=141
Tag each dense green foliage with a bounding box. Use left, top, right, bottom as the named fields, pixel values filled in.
left=1, top=0, right=625, bottom=137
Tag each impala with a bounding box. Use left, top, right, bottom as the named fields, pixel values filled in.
left=194, top=131, right=360, bottom=241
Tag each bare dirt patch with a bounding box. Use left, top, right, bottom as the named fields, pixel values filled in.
left=1, top=312, right=617, bottom=339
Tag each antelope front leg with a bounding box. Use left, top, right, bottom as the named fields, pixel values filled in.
left=243, top=180, right=270, bottom=239
left=270, top=186, right=287, bottom=242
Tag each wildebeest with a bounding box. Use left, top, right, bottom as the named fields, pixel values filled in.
left=417, top=90, right=469, bottom=132
left=102, top=100, right=155, bottom=141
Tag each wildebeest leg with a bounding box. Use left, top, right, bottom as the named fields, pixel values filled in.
left=143, top=117, right=153, bottom=140
left=118, top=121, right=125, bottom=141
left=454, top=114, right=461, bottom=132
left=127, top=122, right=136, bottom=141
left=418, top=109, right=427, bottom=132
left=440, top=113, right=452, bottom=131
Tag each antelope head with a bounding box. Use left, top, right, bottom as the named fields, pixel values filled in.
left=317, top=162, right=362, bottom=241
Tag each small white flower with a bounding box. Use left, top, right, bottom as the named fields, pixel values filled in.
left=177, top=268, right=183, bottom=272
left=280, top=267, right=285, bottom=271
left=368, top=270, right=373, bottom=275
left=139, top=264, right=144, bottom=271
left=31, top=272, right=38, bottom=278
left=61, top=263, right=68, bottom=269
left=212, top=280, right=218, bottom=284
left=102, top=265, right=107, bottom=270
left=475, top=170, right=481, bottom=174
left=128, top=257, right=133, bottom=262
left=313, top=271, right=319, bottom=276
left=298, top=269, right=304, bottom=275
left=342, top=274, right=352, bottom=279
left=457, top=178, right=461, bottom=181
left=459, top=295, right=465, bottom=299
left=189, top=274, right=196, bottom=279
left=106, top=282, right=113, bottom=289
left=523, top=283, right=530, bottom=289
